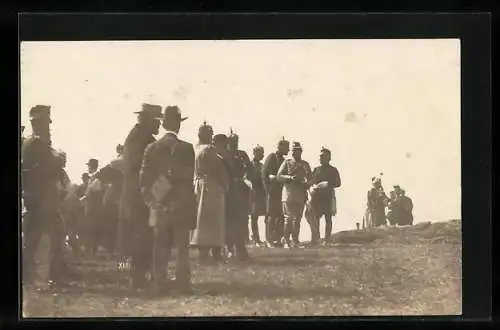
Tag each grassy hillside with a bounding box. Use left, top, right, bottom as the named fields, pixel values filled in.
left=22, top=220, right=461, bottom=317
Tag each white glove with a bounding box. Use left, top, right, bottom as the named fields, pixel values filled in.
left=268, top=174, right=276, bottom=181
left=244, top=179, right=253, bottom=189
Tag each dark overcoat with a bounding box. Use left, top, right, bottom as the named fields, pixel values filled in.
left=139, top=132, right=196, bottom=229
left=117, top=124, right=156, bottom=256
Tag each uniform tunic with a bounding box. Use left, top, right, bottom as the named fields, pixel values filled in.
left=261, top=152, right=286, bottom=217
left=21, top=135, right=65, bottom=284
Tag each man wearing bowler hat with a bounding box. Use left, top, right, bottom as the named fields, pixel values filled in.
left=119, top=103, right=162, bottom=290
left=21, top=105, right=67, bottom=291
left=139, top=105, right=196, bottom=293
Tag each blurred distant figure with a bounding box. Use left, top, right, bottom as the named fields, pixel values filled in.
left=81, top=158, right=104, bottom=255
left=62, top=173, right=89, bottom=254
left=305, top=147, right=341, bottom=246
left=387, top=185, right=402, bottom=226
left=247, top=145, right=266, bottom=246
left=365, top=175, right=388, bottom=228
left=398, top=189, right=414, bottom=226
left=226, top=129, right=252, bottom=261
left=99, top=154, right=125, bottom=254
left=262, top=138, right=289, bottom=248
left=277, top=142, right=312, bottom=248
left=119, top=103, right=162, bottom=290
left=190, top=123, right=230, bottom=264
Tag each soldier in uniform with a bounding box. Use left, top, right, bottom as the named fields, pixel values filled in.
left=262, top=138, right=290, bottom=247
left=277, top=142, right=312, bottom=248
left=247, top=145, right=266, bottom=245
left=21, top=105, right=67, bottom=290
left=190, top=123, right=230, bottom=264
left=225, top=129, right=252, bottom=261
left=119, top=103, right=162, bottom=290
left=139, top=105, right=196, bottom=293
left=305, top=147, right=341, bottom=246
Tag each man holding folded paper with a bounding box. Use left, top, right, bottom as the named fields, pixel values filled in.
left=139, top=105, right=196, bottom=294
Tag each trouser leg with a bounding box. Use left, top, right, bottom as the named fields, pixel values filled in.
left=235, top=219, right=249, bottom=260
left=23, top=213, right=43, bottom=285
left=251, top=215, right=260, bottom=242
left=324, top=213, right=333, bottom=240
left=282, top=202, right=293, bottom=244
left=264, top=216, right=272, bottom=242
left=291, top=203, right=304, bottom=244
left=174, top=226, right=191, bottom=288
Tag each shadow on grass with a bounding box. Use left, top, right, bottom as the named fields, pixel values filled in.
left=194, top=280, right=363, bottom=300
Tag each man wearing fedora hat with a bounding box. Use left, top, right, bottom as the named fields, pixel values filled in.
left=277, top=141, right=312, bottom=248
left=22, top=105, right=68, bottom=290
left=139, top=105, right=196, bottom=293
left=119, top=103, right=163, bottom=290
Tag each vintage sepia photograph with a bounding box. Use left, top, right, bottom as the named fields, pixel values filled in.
left=20, top=39, right=461, bottom=317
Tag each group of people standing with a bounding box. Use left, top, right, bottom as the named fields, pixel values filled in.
left=21, top=102, right=344, bottom=293
left=364, top=175, right=414, bottom=229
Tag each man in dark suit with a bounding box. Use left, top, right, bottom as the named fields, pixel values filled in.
left=140, top=105, right=196, bottom=293
left=118, top=103, right=162, bottom=290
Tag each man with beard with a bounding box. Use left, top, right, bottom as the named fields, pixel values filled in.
left=305, top=147, right=341, bottom=246
left=226, top=129, right=252, bottom=261
left=119, top=103, right=162, bottom=290
left=190, top=123, right=230, bottom=264
left=21, top=105, right=68, bottom=291
left=277, top=142, right=311, bottom=249
left=262, top=138, right=289, bottom=248
left=247, top=145, right=266, bottom=246
left=140, top=105, right=195, bottom=294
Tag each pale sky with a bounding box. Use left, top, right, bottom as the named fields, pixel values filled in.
left=20, top=39, right=461, bottom=237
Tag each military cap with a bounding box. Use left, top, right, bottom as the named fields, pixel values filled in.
left=116, top=144, right=124, bottom=152
left=253, top=144, right=264, bottom=153
left=198, top=121, right=214, bottom=136
left=29, top=105, right=51, bottom=122
left=86, top=158, right=98, bottom=166
left=291, top=142, right=303, bottom=150
left=134, top=103, right=163, bottom=118
left=320, top=146, right=331, bottom=156
left=393, top=185, right=401, bottom=190
left=277, top=137, right=290, bottom=147
left=163, top=105, right=188, bottom=122
left=81, top=173, right=90, bottom=180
